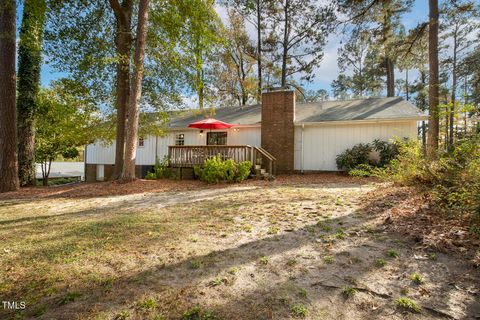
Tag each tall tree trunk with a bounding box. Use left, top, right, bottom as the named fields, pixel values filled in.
left=109, top=0, right=133, bottom=179
left=196, top=48, right=204, bottom=109
left=122, top=0, right=149, bottom=181
left=445, top=102, right=449, bottom=149
left=0, top=0, right=19, bottom=193
left=256, top=0, right=262, bottom=100
left=281, top=0, right=289, bottom=87
left=427, top=0, right=439, bottom=159
left=241, top=72, right=247, bottom=105
left=386, top=57, right=395, bottom=97
left=17, top=0, right=46, bottom=186
left=239, top=54, right=247, bottom=105
left=449, top=25, right=458, bottom=150
left=463, top=76, right=468, bottom=135
left=405, top=69, right=409, bottom=100
left=422, top=121, right=427, bottom=155
left=42, top=159, right=52, bottom=186
left=382, top=2, right=395, bottom=97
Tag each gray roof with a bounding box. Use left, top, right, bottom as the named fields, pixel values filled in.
left=168, top=97, right=426, bottom=128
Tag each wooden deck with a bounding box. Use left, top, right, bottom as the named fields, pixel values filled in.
left=168, top=145, right=277, bottom=176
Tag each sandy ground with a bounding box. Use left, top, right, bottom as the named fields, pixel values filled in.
left=0, top=177, right=478, bottom=320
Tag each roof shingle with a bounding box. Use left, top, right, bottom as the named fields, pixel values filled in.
left=168, top=97, right=425, bottom=128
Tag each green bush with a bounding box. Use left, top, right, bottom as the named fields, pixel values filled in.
left=145, top=156, right=172, bottom=180
left=376, top=139, right=427, bottom=184
left=145, top=172, right=157, bottom=180
left=223, top=159, right=236, bottom=182
left=237, top=161, right=252, bottom=182
left=194, top=154, right=252, bottom=184
left=372, top=139, right=402, bottom=167
left=348, top=164, right=376, bottom=177
left=336, top=139, right=404, bottom=175
left=379, top=135, right=480, bottom=227
left=335, top=143, right=373, bottom=171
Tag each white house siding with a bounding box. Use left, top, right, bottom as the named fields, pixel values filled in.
left=86, top=127, right=262, bottom=165
left=86, top=134, right=157, bottom=165
left=86, top=140, right=115, bottom=164
left=294, top=120, right=418, bottom=171
left=226, top=127, right=261, bottom=146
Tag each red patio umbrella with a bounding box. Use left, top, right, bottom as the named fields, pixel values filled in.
left=188, top=118, right=233, bottom=130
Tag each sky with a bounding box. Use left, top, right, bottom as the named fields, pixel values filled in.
left=30, top=1, right=440, bottom=99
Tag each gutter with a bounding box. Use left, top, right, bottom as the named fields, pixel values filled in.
left=155, top=135, right=158, bottom=162
left=83, top=144, right=87, bottom=182
left=295, top=117, right=429, bottom=126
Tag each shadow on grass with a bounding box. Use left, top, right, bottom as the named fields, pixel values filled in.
left=0, top=173, right=374, bottom=202
left=3, top=185, right=474, bottom=319
left=0, top=185, right=260, bottom=228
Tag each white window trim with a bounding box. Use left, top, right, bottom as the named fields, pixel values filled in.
left=138, top=137, right=145, bottom=148
left=175, top=133, right=185, bottom=146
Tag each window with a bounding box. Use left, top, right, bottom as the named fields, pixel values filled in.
left=207, top=132, right=227, bottom=145
left=175, top=133, right=185, bottom=146
left=138, top=137, right=145, bottom=147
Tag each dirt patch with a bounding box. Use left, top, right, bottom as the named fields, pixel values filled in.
left=0, top=173, right=371, bottom=201
left=0, top=177, right=478, bottom=320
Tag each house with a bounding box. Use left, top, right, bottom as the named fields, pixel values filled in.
left=85, top=90, right=426, bottom=181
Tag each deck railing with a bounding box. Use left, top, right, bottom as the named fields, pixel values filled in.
left=251, top=146, right=277, bottom=176
left=168, top=145, right=276, bottom=176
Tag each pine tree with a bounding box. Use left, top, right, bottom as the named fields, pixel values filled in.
left=16, top=0, right=46, bottom=186
left=440, top=0, right=479, bottom=149
left=266, top=0, right=335, bottom=88
left=337, top=0, right=413, bottom=97
left=0, top=0, right=20, bottom=192
left=213, top=10, right=257, bottom=106
left=334, top=30, right=383, bottom=98
left=427, top=0, right=440, bottom=158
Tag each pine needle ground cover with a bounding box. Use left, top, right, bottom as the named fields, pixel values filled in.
left=0, top=176, right=478, bottom=319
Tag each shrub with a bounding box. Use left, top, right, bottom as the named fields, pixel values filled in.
left=379, top=134, right=480, bottom=230
left=375, top=139, right=427, bottom=185
left=429, top=136, right=480, bottom=216
left=336, top=143, right=373, bottom=171
left=146, top=156, right=172, bottom=180
left=237, top=160, right=252, bottom=182
left=223, top=159, right=236, bottom=182
left=337, top=139, right=405, bottom=175
left=194, top=154, right=252, bottom=184
left=372, top=139, right=402, bottom=167
left=348, top=164, right=376, bottom=177
left=145, top=172, right=157, bottom=180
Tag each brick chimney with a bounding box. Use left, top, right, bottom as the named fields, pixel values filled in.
left=261, top=89, right=295, bottom=173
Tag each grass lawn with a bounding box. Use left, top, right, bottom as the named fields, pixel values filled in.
left=0, top=175, right=479, bottom=319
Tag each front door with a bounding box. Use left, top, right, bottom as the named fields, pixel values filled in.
left=207, top=132, right=227, bottom=145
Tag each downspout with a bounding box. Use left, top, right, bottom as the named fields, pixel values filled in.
left=155, top=135, right=158, bottom=163
left=83, top=144, right=87, bottom=182
left=301, top=124, right=304, bottom=173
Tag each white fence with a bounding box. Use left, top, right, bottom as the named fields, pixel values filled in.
left=36, top=162, right=84, bottom=180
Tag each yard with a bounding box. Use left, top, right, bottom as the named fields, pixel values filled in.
left=0, top=175, right=479, bottom=319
